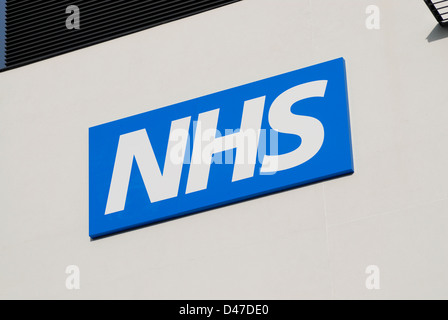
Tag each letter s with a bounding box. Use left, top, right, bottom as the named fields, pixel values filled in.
left=261, top=80, right=327, bottom=173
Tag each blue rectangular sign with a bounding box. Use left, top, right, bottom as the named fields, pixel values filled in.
left=89, top=58, right=354, bottom=238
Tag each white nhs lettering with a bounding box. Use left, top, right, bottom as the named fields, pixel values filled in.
left=104, top=80, right=328, bottom=215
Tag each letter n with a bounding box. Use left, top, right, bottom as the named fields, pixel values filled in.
left=105, top=117, right=191, bottom=215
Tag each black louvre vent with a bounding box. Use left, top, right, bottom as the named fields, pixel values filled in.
left=424, top=0, right=448, bottom=26
left=2, top=0, right=241, bottom=71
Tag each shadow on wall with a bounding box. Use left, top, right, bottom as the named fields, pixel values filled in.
left=427, top=24, right=448, bottom=42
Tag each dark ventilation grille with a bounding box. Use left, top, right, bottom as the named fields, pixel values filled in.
left=2, top=0, right=241, bottom=71
left=424, top=0, right=448, bottom=26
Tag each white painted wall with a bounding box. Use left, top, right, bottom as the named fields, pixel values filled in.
left=0, top=0, right=447, bottom=299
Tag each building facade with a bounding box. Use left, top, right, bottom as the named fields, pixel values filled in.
left=1, top=0, right=447, bottom=299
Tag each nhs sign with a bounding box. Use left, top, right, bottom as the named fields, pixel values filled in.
left=89, top=58, right=353, bottom=238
